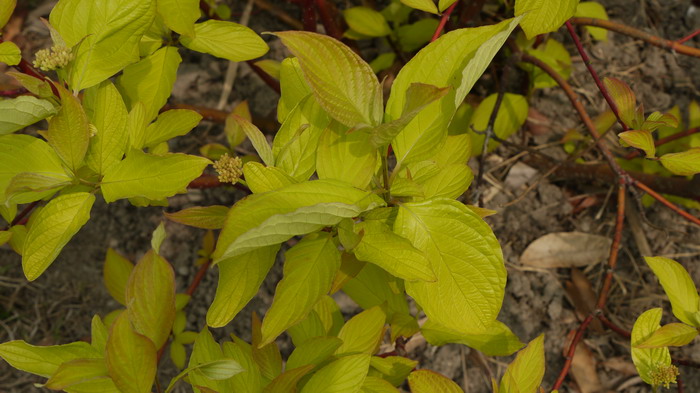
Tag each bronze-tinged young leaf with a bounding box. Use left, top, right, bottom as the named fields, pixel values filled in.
left=180, top=20, right=269, bottom=62
left=23, top=192, right=95, bottom=281
left=105, top=313, right=157, bottom=393
left=645, top=257, right=700, bottom=327
left=275, top=31, right=383, bottom=127
left=619, top=130, right=655, bottom=158
left=408, top=369, right=463, bottom=393
left=103, top=248, right=134, bottom=305
left=603, top=77, right=638, bottom=128
left=659, top=148, right=700, bottom=176
left=125, top=250, right=176, bottom=349
left=261, top=233, right=341, bottom=345
left=515, top=0, right=578, bottom=39
left=300, top=353, right=371, bottom=393
left=499, top=334, right=545, bottom=393
left=165, top=205, right=229, bottom=229
left=631, top=308, right=673, bottom=386
left=48, top=84, right=90, bottom=172
left=0, top=340, right=100, bottom=378
left=44, top=358, right=111, bottom=391
left=635, top=323, right=699, bottom=348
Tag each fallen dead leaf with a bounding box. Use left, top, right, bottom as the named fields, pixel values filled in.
left=520, top=232, right=612, bottom=268
left=565, top=331, right=603, bottom=393
left=601, top=357, right=637, bottom=376
left=565, top=268, right=603, bottom=332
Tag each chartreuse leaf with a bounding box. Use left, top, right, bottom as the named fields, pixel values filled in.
left=117, top=46, right=181, bottom=122
left=0, top=340, right=99, bottom=378
left=222, top=340, right=264, bottom=393
left=213, top=179, right=384, bottom=263
left=408, top=369, right=462, bottom=393
left=275, top=31, right=383, bottom=127
left=631, top=308, right=674, bottom=387
left=229, top=115, right=274, bottom=166
left=603, top=77, right=638, bottom=127
left=396, top=19, right=438, bottom=53
left=286, top=336, right=343, bottom=370
left=0, top=95, right=56, bottom=135
left=100, top=150, right=211, bottom=202
left=277, top=57, right=312, bottom=123
left=83, top=81, right=129, bottom=174
left=4, top=172, right=72, bottom=205
left=264, top=364, right=315, bottom=393
left=187, top=328, right=233, bottom=392
left=342, top=262, right=411, bottom=319
left=353, top=220, right=435, bottom=282
left=261, top=233, right=341, bottom=345
left=395, top=198, right=505, bottom=333
left=91, top=315, right=109, bottom=354
left=23, top=192, right=95, bottom=281
left=156, top=0, right=199, bottom=37
left=317, top=121, right=377, bottom=189
left=439, top=0, right=459, bottom=11
left=645, top=256, right=700, bottom=327
left=336, top=305, right=386, bottom=356
left=400, top=0, right=438, bottom=14
left=50, top=0, right=156, bottom=90
left=127, top=102, right=148, bottom=150
left=0, top=40, right=21, bottom=66
left=0, top=135, right=66, bottom=202
left=499, top=334, right=545, bottom=393
left=362, top=376, right=400, bottom=393
left=422, top=319, right=524, bottom=356
left=370, top=83, right=450, bottom=147
left=103, top=248, right=134, bottom=305
left=519, top=37, right=572, bottom=89
left=515, top=0, right=578, bottom=39
left=255, top=59, right=281, bottom=80
left=243, top=162, right=296, bottom=193
left=165, top=205, right=229, bottom=229
left=0, top=231, right=11, bottom=246
left=344, top=7, right=391, bottom=37
left=369, top=356, right=416, bottom=386
left=105, top=313, right=157, bottom=393
left=181, top=20, right=269, bottom=62
left=620, top=129, right=656, bottom=158
left=575, top=2, right=609, bottom=41
left=469, top=93, right=528, bottom=156
left=386, top=18, right=520, bottom=167
left=125, top=250, right=176, bottom=349
left=0, top=0, right=16, bottom=29
left=165, top=358, right=244, bottom=393
left=44, top=358, right=112, bottom=391
left=300, top=353, right=371, bottom=393
left=659, top=148, right=700, bottom=176
left=635, top=323, right=698, bottom=348
left=142, top=109, right=202, bottom=148
left=369, top=52, right=396, bottom=74
left=207, top=246, right=280, bottom=327
left=48, top=84, right=90, bottom=172
left=252, top=313, right=283, bottom=381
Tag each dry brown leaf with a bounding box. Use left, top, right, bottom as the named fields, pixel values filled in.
left=520, top=232, right=612, bottom=268
left=565, top=331, right=603, bottom=393
left=601, top=357, right=637, bottom=376
left=565, top=269, right=603, bottom=332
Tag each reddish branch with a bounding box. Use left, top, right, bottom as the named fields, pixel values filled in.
left=677, top=28, right=700, bottom=44
left=431, top=1, right=459, bottom=42
left=569, top=17, right=700, bottom=58
left=314, top=0, right=343, bottom=40
left=185, top=259, right=213, bottom=296
left=623, top=128, right=700, bottom=160
left=300, top=0, right=317, bottom=32
left=0, top=37, right=59, bottom=97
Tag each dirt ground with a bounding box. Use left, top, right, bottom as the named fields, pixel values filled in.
left=1, top=0, right=699, bottom=392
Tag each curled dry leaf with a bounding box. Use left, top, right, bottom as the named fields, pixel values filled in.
left=520, top=232, right=612, bottom=268
left=566, top=331, right=603, bottom=393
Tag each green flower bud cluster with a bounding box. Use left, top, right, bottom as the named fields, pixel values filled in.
left=213, top=153, right=243, bottom=184
left=32, top=45, right=73, bottom=71
left=649, top=364, right=679, bottom=389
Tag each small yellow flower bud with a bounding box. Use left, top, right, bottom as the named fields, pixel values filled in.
left=650, top=364, right=679, bottom=389
left=213, top=153, right=243, bottom=184
left=32, top=45, right=74, bottom=71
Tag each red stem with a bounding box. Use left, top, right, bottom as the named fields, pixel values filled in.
left=186, top=259, right=213, bottom=296
left=314, top=0, right=342, bottom=40
left=677, top=28, right=700, bottom=44
left=431, top=1, right=459, bottom=42
left=246, top=60, right=281, bottom=94
left=551, top=315, right=595, bottom=390
left=624, top=128, right=700, bottom=160
left=597, top=314, right=631, bottom=338
left=301, top=0, right=317, bottom=32
left=632, top=180, right=700, bottom=226
left=0, top=37, right=59, bottom=97
left=0, top=88, right=27, bottom=97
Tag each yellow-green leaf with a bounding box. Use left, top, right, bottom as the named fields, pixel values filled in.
left=261, top=233, right=341, bottom=345
left=519, top=37, right=572, bottom=89
left=277, top=57, right=312, bottom=123
left=342, top=263, right=411, bottom=322
left=0, top=96, right=56, bottom=135
left=286, top=336, right=343, bottom=370
left=117, top=46, right=181, bottom=122
left=635, top=323, right=698, bottom=348
left=0, top=340, right=100, bottom=378
left=300, top=353, right=371, bottom=393
left=317, top=121, right=378, bottom=189
left=362, top=376, right=401, bottom=393
left=103, top=248, right=134, bottom=305
left=242, top=162, right=296, bottom=194
left=4, top=172, right=71, bottom=205
left=222, top=339, right=263, bottom=393
left=83, top=81, right=129, bottom=174
left=180, top=20, right=269, bottom=62
left=156, top=0, right=199, bottom=37
left=575, top=2, right=609, bottom=41
left=370, top=356, right=416, bottom=386
left=23, top=192, right=95, bottom=281
left=344, top=7, right=391, bottom=37
left=48, top=84, right=91, bottom=172
left=125, top=250, right=176, bottom=349
left=105, top=313, right=157, bottom=393
left=438, top=0, right=459, bottom=12
left=252, top=313, right=283, bottom=381
left=422, top=319, right=524, bottom=356
left=515, top=0, right=578, bottom=39
left=0, top=0, right=16, bottom=30
left=659, top=148, right=700, bottom=176
left=603, top=77, right=638, bottom=128
left=100, top=150, right=211, bottom=202
left=91, top=315, right=109, bottom=354
left=400, top=0, right=438, bottom=14
left=45, top=358, right=111, bottom=391
left=645, top=256, right=700, bottom=327
left=229, top=115, right=274, bottom=166
left=187, top=328, right=232, bottom=392
left=395, top=198, right=505, bottom=333
left=631, top=308, right=672, bottom=386
left=619, top=129, right=655, bottom=158
left=264, top=364, right=315, bottom=393
left=165, top=205, right=229, bottom=229
left=336, top=305, right=386, bottom=355
left=499, top=334, right=545, bottom=393
left=255, top=59, right=281, bottom=80
left=142, top=109, right=202, bottom=148
left=469, top=93, right=528, bottom=156
left=408, top=369, right=463, bottom=393
left=275, top=31, right=383, bottom=127
left=0, top=230, right=11, bottom=246
left=0, top=40, right=21, bottom=66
